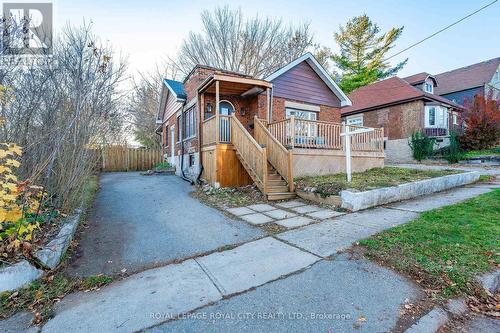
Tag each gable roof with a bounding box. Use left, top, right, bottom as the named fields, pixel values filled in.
left=435, top=57, right=500, bottom=95
left=342, top=77, right=462, bottom=115
left=164, top=79, right=187, bottom=100
left=403, top=72, right=437, bottom=86
left=265, top=53, right=352, bottom=107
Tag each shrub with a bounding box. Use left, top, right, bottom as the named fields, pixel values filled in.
left=408, top=131, right=435, bottom=161
left=459, top=93, right=500, bottom=150
left=154, top=161, right=172, bottom=170
left=443, top=131, right=465, bottom=164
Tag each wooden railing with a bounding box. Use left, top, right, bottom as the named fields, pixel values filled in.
left=230, top=115, right=267, bottom=193
left=202, top=115, right=232, bottom=146
left=347, top=124, right=384, bottom=152
left=267, top=118, right=384, bottom=152
left=202, top=117, right=216, bottom=146
left=254, top=117, right=294, bottom=192
left=219, top=115, right=231, bottom=143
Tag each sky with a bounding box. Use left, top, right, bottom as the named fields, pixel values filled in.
left=53, top=0, right=500, bottom=78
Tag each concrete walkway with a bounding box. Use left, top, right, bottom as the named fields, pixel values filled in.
left=65, top=173, right=263, bottom=277
left=8, top=181, right=499, bottom=332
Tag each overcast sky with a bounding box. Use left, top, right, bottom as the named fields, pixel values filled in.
left=55, top=0, right=500, bottom=78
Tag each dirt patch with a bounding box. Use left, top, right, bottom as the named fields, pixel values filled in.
left=259, top=223, right=288, bottom=234
left=191, top=184, right=267, bottom=209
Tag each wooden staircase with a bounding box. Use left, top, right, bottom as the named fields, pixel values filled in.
left=234, top=151, right=295, bottom=200
left=230, top=115, right=295, bottom=201
left=265, top=163, right=296, bottom=200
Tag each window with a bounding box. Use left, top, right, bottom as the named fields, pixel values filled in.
left=428, top=107, right=436, bottom=126
left=453, top=113, right=458, bottom=125
left=285, top=108, right=317, bottom=121
left=424, top=81, right=433, bottom=94
left=346, top=115, right=363, bottom=126
left=286, top=108, right=318, bottom=137
left=164, top=125, right=168, bottom=146
left=188, top=154, right=195, bottom=167
left=183, top=107, right=196, bottom=139
left=176, top=115, right=181, bottom=142
left=219, top=101, right=235, bottom=115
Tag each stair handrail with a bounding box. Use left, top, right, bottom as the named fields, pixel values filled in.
left=230, top=115, right=267, bottom=193
left=254, top=116, right=294, bottom=192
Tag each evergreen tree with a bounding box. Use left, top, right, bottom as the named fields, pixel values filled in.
left=332, top=15, right=407, bottom=93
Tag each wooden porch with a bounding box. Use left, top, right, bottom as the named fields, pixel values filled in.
left=197, top=72, right=385, bottom=199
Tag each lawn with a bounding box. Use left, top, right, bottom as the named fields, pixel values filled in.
left=361, top=190, right=500, bottom=298
left=295, top=167, right=461, bottom=197
left=464, top=146, right=500, bottom=159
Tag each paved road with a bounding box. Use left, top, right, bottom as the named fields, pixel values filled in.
left=65, top=173, right=263, bottom=277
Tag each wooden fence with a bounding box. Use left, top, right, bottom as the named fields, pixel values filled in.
left=100, top=147, right=163, bottom=171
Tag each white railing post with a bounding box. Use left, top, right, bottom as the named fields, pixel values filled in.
left=290, top=115, right=295, bottom=149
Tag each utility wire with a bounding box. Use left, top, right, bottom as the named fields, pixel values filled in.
left=385, top=0, right=498, bottom=61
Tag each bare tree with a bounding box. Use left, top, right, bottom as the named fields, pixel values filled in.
left=174, top=6, right=314, bottom=77
left=125, top=62, right=178, bottom=148
left=1, top=23, right=127, bottom=209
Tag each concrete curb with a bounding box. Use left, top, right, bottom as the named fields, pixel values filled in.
left=478, top=268, right=500, bottom=294
left=0, top=208, right=83, bottom=293
left=341, top=171, right=480, bottom=211
left=34, top=209, right=82, bottom=270
left=0, top=260, right=44, bottom=293
left=405, top=298, right=468, bottom=333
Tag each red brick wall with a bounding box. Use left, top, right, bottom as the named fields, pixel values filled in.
left=355, top=100, right=424, bottom=140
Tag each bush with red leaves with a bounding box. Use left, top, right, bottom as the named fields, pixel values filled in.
left=459, top=92, right=500, bottom=150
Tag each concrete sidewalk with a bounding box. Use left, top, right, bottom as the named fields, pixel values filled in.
left=13, top=182, right=498, bottom=333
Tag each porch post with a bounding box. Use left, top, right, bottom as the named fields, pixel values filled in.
left=266, top=87, right=271, bottom=122
left=215, top=80, right=220, bottom=144
left=290, top=115, right=295, bottom=149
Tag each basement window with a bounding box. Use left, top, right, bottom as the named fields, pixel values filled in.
left=188, top=154, right=195, bottom=167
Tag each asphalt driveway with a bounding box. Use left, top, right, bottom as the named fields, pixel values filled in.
left=66, top=172, right=263, bottom=277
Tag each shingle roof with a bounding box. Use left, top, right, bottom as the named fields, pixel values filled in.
left=403, top=72, right=432, bottom=85
left=164, top=79, right=187, bottom=100
left=434, top=57, right=500, bottom=95
left=342, top=77, right=462, bottom=115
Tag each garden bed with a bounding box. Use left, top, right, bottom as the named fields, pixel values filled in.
left=295, top=167, right=479, bottom=211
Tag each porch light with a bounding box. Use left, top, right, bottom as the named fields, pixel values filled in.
left=240, top=107, right=247, bottom=116
left=206, top=103, right=213, bottom=113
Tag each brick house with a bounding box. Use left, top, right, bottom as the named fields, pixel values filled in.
left=156, top=53, right=385, bottom=199
left=341, top=74, right=463, bottom=163
left=435, top=57, right=500, bottom=105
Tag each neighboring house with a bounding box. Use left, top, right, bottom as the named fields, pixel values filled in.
left=156, top=53, right=385, bottom=199
left=434, top=57, right=500, bottom=105
left=341, top=74, right=463, bottom=163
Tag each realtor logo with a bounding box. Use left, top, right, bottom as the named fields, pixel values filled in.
left=2, top=2, right=53, bottom=55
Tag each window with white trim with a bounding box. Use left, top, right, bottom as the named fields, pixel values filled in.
left=453, top=113, right=458, bottom=125
left=424, top=82, right=433, bottom=94
left=425, top=105, right=449, bottom=128
left=285, top=108, right=317, bottom=120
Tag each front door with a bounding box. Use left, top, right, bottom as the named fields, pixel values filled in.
left=219, top=101, right=234, bottom=142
